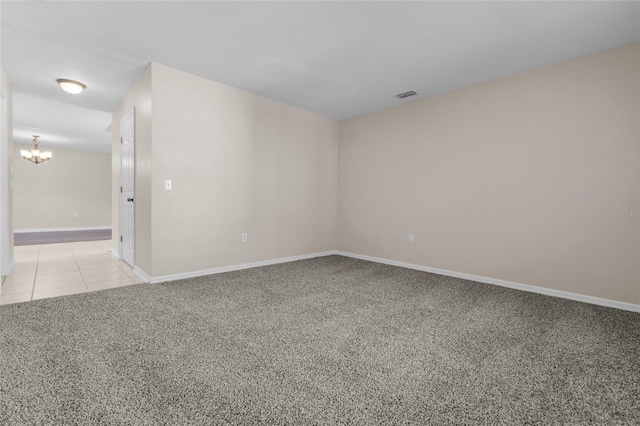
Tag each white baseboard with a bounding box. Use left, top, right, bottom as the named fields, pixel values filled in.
left=1, top=261, right=16, bottom=282
left=336, top=251, right=640, bottom=313
left=14, top=226, right=112, bottom=233
left=110, top=250, right=121, bottom=260
left=133, top=266, right=151, bottom=283
left=135, top=250, right=338, bottom=284
left=122, top=249, right=639, bottom=313
left=4, top=260, right=15, bottom=277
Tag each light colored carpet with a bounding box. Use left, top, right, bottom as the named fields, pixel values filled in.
left=1, top=255, right=638, bottom=424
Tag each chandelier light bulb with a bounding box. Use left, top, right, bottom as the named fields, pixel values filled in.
left=21, top=135, right=52, bottom=164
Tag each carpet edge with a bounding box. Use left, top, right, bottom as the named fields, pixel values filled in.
left=336, top=250, right=640, bottom=313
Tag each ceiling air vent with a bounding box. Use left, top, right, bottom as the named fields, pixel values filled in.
left=394, top=90, right=417, bottom=99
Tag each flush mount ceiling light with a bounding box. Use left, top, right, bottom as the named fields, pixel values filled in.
left=57, top=79, right=86, bottom=95
left=21, top=135, right=52, bottom=165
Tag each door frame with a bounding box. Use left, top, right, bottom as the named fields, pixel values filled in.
left=0, top=87, right=11, bottom=277
left=119, top=108, right=135, bottom=267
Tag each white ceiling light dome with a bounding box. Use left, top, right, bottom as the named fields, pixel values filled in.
left=57, top=79, right=86, bottom=95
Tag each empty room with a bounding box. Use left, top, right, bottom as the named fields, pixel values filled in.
left=0, top=1, right=638, bottom=424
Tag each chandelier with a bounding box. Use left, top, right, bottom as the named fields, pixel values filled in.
left=20, top=135, right=52, bottom=164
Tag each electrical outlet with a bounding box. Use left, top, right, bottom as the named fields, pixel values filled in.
left=242, top=233, right=248, bottom=242
left=408, top=234, right=414, bottom=243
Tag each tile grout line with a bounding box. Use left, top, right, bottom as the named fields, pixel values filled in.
left=5, top=241, right=128, bottom=303
left=30, top=245, right=42, bottom=301
left=76, top=243, right=130, bottom=289
left=36, top=244, right=85, bottom=299
left=97, top=251, right=137, bottom=287
left=113, top=258, right=134, bottom=276
left=71, top=243, right=91, bottom=292
left=8, top=241, right=138, bottom=302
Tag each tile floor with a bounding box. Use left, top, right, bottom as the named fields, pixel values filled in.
left=0, top=239, right=144, bottom=305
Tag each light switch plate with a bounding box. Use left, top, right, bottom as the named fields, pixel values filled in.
left=165, top=179, right=172, bottom=190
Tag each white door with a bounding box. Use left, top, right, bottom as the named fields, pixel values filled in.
left=120, top=109, right=135, bottom=266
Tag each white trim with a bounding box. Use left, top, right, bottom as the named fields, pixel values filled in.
left=336, top=251, right=640, bottom=313
left=14, top=226, right=112, bottom=233
left=133, top=266, right=151, bottom=283
left=110, top=250, right=121, bottom=260
left=0, top=91, right=10, bottom=276
left=1, top=261, right=16, bottom=281
left=137, top=251, right=337, bottom=284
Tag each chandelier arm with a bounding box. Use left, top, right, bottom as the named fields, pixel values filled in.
left=22, top=135, right=52, bottom=165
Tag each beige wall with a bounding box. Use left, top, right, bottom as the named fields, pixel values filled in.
left=149, top=63, right=338, bottom=276
left=113, top=44, right=638, bottom=306
left=338, top=43, right=640, bottom=305
left=113, top=63, right=338, bottom=277
left=112, top=65, right=152, bottom=272
left=13, top=146, right=111, bottom=229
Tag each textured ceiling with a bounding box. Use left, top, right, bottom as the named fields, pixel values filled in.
left=2, top=1, right=639, bottom=152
